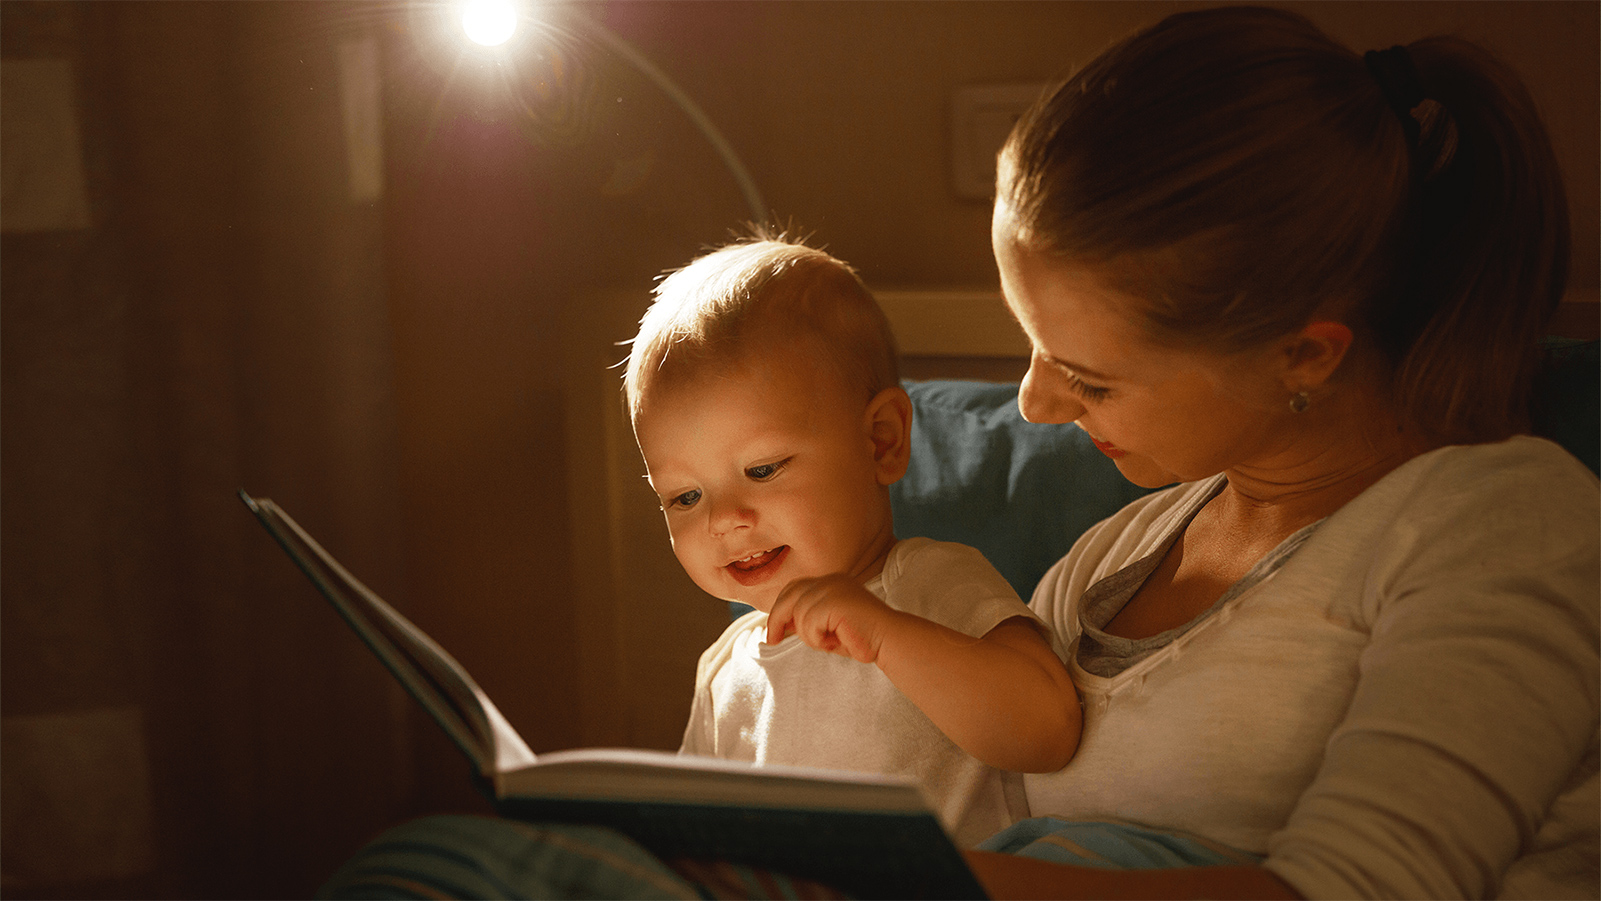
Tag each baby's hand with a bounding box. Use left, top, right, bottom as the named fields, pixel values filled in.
left=765, top=575, right=896, bottom=663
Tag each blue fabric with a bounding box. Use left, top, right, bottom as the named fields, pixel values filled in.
left=317, top=815, right=701, bottom=900
left=890, top=380, right=1157, bottom=601
left=977, top=817, right=1262, bottom=870
left=319, top=815, right=857, bottom=900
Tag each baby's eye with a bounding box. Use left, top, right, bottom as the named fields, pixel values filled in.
left=668, top=489, right=702, bottom=509
left=745, top=459, right=789, bottom=481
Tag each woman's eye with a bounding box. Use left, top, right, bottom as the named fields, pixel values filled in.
left=1067, top=373, right=1112, bottom=402
left=746, top=459, right=788, bottom=481
left=669, top=489, right=701, bottom=509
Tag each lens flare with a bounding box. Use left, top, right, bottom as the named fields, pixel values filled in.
left=461, top=0, right=517, bottom=47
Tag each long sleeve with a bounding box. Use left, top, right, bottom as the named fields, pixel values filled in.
left=1266, top=441, right=1600, bottom=898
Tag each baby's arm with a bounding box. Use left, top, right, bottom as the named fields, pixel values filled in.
left=766, top=575, right=1080, bottom=773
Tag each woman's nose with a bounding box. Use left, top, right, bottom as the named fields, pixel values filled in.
left=1018, top=357, right=1087, bottom=424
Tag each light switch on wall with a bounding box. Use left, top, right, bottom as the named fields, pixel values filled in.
left=949, top=83, right=1049, bottom=202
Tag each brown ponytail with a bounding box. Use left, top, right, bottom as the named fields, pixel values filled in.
left=997, top=5, right=1569, bottom=445
left=1389, top=37, right=1570, bottom=443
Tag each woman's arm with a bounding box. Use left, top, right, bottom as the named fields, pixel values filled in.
left=962, top=850, right=1303, bottom=900
left=765, top=575, right=1080, bottom=772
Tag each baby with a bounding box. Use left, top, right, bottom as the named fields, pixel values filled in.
left=624, top=237, right=1081, bottom=846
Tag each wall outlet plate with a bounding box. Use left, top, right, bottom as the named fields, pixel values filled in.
left=949, top=83, right=1049, bottom=202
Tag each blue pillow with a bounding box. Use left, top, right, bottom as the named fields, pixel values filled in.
left=890, top=379, right=1156, bottom=602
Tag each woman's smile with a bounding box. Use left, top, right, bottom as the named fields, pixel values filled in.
left=1087, top=435, right=1127, bottom=459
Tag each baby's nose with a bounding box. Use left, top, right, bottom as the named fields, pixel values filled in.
left=707, top=497, right=755, bottom=536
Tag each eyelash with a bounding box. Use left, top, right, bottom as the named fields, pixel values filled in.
left=745, top=458, right=790, bottom=481
left=663, top=459, right=790, bottom=511
left=1065, top=372, right=1112, bottom=402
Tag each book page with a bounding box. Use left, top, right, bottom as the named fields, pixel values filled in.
left=500, top=747, right=928, bottom=811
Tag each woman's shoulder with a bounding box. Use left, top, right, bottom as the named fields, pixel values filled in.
left=1318, top=435, right=1599, bottom=559
left=1362, top=435, right=1598, bottom=523
left=1427, top=434, right=1596, bottom=481
left=1322, top=436, right=1600, bottom=620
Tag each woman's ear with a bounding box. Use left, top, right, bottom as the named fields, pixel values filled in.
left=865, top=385, right=914, bottom=485
left=1280, top=320, right=1354, bottom=394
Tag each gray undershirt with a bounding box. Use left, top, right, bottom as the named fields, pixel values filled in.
left=1076, top=481, right=1324, bottom=678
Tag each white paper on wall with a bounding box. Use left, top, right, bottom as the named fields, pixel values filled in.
left=1, top=58, right=94, bottom=233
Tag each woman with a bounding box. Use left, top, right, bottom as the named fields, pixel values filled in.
left=965, top=6, right=1597, bottom=899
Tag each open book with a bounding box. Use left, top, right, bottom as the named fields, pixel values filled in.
left=239, top=490, right=988, bottom=900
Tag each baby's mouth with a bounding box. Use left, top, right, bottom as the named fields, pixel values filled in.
left=728, top=546, right=786, bottom=573
left=724, top=546, right=790, bottom=587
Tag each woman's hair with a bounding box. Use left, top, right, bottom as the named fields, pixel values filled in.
left=997, top=5, right=1570, bottom=444
left=622, top=237, right=900, bottom=422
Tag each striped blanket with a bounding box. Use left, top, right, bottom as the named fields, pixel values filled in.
left=318, top=814, right=1256, bottom=899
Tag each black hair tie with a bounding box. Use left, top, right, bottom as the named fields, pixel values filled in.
left=1364, top=46, right=1426, bottom=147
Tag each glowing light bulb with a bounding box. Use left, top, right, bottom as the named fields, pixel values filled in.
left=461, top=0, right=517, bottom=47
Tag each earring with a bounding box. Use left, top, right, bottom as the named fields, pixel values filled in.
left=1289, top=391, right=1310, bottom=414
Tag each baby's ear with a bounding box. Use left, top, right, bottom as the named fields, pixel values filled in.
left=865, top=385, right=914, bottom=485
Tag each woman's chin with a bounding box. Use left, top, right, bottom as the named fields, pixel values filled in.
left=1114, top=457, right=1183, bottom=489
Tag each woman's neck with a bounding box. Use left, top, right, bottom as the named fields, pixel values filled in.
left=1220, top=386, right=1436, bottom=531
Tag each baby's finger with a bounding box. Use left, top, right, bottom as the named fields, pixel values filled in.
left=796, top=611, right=825, bottom=647
left=798, top=605, right=846, bottom=651
left=766, top=613, right=791, bottom=645
left=765, top=598, right=793, bottom=645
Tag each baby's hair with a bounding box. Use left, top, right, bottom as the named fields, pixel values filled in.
left=623, top=236, right=900, bottom=422
left=998, top=5, right=1569, bottom=445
